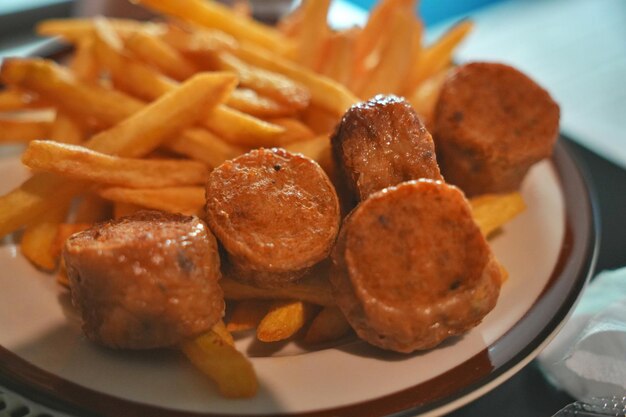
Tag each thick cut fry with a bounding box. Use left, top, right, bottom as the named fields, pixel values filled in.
left=1, top=58, right=144, bottom=129
left=165, top=128, right=243, bottom=168
left=404, top=19, right=473, bottom=94
left=181, top=324, right=257, bottom=398
left=228, top=88, right=295, bottom=118
left=0, top=120, right=51, bottom=143
left=256, top=300, right=316, bottom=342
left=23, top=140, right=209, bottom=188
left=234, top=44, right=358, bottom=116
left=137, top=0, right=293, bottom=56
left=21, top=203, right=69, bottom=271
left=469, top=192, right=526, bottom=237
left=98, top=186, right=205, bottom=216
left=295, top=0, right=331, bottom=69
left=216, top=52, right=310, bottom=109
left=124, top=30, right=198, bottom=81
left=221, top=274, right=334, bottom=307
left=226, top=300, right=272, bottom=332
left=0, top=73, right=235, bottom=238
left=49, top=111, right=85, bottom=145
left=304, top=306, right=351, bottom=345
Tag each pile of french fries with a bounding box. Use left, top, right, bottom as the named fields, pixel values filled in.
left=0, top=0, right=525, bottom=399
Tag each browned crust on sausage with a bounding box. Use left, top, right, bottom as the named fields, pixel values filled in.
left=64, top=211, right=224, bottom=349
left=331, top=95, right=442, bottom=202
left=433, top=62, right=560, bottom=196
left=205, top=148, right=340, bottom=288
left=331, top=180, right=502, bottom=352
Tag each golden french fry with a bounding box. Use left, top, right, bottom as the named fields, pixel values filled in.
left=407, top=69, right=448, bottom=129
left=205, top=106, right=287, bottom=147
left=221, top=273, right=334, bottom=307
left=226, top=300, right=272, bottom=332
left=234, top=44, right=358, bottom=116
left=22, top=140, right=209, bottom=188
left=256, top=300, right=316, bottom=342
left=124, top=30, right=199, bottom=81
left=21, top=203, right=69, bottom=271
left=49, top=111, right=85, bottom=145
left=405, top=19, right=473, bottom=94
left=137, top=0, right=293, bottom=56
left=0, top=58, right=144, bottom=129
left=74, top=194, right=111, bottom=223
left=37, top=18, right=165, bottom=42
left=98, top=186, right=205, bottom=216
left=165, top=128, right=243, bottom=168
left=268, top=117, right=315, bottom=145
left=318, top=28, right=359, bottom=85
left=216, top=52, right=310, bottom=109
left=284, top=134, right=333, bottom=174
left=181, top=323, right=257, bottom=398
left=69, top=37, right=100, bottom=82
left=0, top=89, right=38, bottom=111
left=295, top=0, right=331, bottom=69
left=469, top=192, right=526, bottom=237
left=300, top=104, right=340, bottom=134
left=304, top=306, right=351, bottom=345
left=160, top=24, right=238, bottom=56
left=0, top=119, right=51, bottom=143
left=228, top=88, right=296, bottom=118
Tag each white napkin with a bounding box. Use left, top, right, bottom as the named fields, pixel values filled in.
left=538, top=267, right=626, bottom=400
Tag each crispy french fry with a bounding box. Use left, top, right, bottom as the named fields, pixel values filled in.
left=284, top=134, right=332, bottom=173
left=181, top=323, right=257, bottom=398
left=137, top=0, right=293, bottom=56
left=221, top=273, right=334, bottom=307
left=234, top=44, right=358, bottom=116
left=226, top=300, right=272, bottom=332
left=165, top=128, right=243, bottom=168
left=21, top=203, right=69, bottom=271
left=318, top=28, right=359, bottom=85
left=216, top=52, right=310, bottom=109
left=304, top=306, right=351, bottom=345
left=124, top=30, right=199, bottom=81
left=407, top=69, right=448, bottom=129
left=300, top=104, right=340, bottom=134
left=37, top=18, right=165, bottom=41
left=295, top=0, right=331, bottom=69
left=160, top=24, right=238, bottom=56
left=22, top=140, right=209, bottom=188
left=405, top=19, right=473, bottom=94
left=69, top=37, right=100, bottom=83
left=257, top=300, right=316, bottom=342
left=228, top=88, right=296, bottom=118
left=469, top=192, right=526, bottom=237
left=1, top=58, right=144, bottom=129
left=49, top=111, right=85, bottom=145
left=268, top=117, right=315, bottom=145
left=98, top=186, right=205, bottom=216
left=0, top=119, right=51, bottom=143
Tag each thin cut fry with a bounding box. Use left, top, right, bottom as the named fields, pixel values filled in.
left=226, top=300, right=272, bottom=332
left=407, top=69, right=448, bottom=129
left=181, top=323, right=257, bottom=398
left=0, top=120, right=51, bottom=143
left=49, top=111, right=85, bottom=145
left=304, top=306, right=351, bottom=345
left=165, top=128, right=243, bottom=168
left=98, top=186, right=205, bottom=216
left=21, top=203, right=69, bottom=271
left=22, top=140, right=209, bottom=188
left=69, top=38, right=100, bottom=82
left=469, top=192, right=526, bottom=237
left=37, top=18, right=165, bottom=41
left=137, top=0, right=293, bottom=56
left=228, top=88, right=296, bottom=118
left=256, top=300, right=316, bottom=342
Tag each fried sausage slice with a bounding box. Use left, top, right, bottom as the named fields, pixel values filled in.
left=64, top=211, right=224, bottom=349
left=331, top=94, right=442, bottom=202
left=331, top=180, right=502, bottom=353
left=433, top=62, right=560, bottom=196
left=205, top=148, right=340, bottom=289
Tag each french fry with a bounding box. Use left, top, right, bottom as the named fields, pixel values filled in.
left=0, top=58, right=144, bottom=129
left=221, top=273, right=334, bottom=307
left=228, top=88, right=296, bottom=118
left=295, top=0, right=331, bottom=69
left=113, top=201, right=144, bottom=219
left=69, top=38, right=100, bottom=83
left=407, top=69, right=448, bottom=129
left=137, top=0, right=293, bottom=56
left=0, top=119, right=51, bottom=143
left=181, top=323, right=257, bottom=398
left=300, top=104, right=340, bottom=134
left=165, top=128, right=243, bottom=168
left=124, top=30, right=199, bottom=81
left=204, top=106, right=286, bottom=147
left=21, top=203, right=70, bottom=271
left=0, top=89, right=37, bottom=111
left=216, top=52, right=310, bottom=109
left=304, top=306, right=351, bottom=345
left=98, top=186, right=205, bottom=216
left=226, top=300, right=272, bottom=333
left=50, top=222, right=92, bottom=260
left=268, top=117, right=316, bottom=145
left=234, top=44, right=358, bottom=116
left=404, top=19, right=473, bottom=94
left=283, top=133, right=332, bottom=170
left=74, top=194, right=111, bottom=223
left=49, top=111, right=85, bottom=145
left=160, top=24, right=238, bottom=57
left=318, top=28, right=359, bottom=85
left=37, top=18, right=165, bottom=42
left=22, top=140, right=209, bottom=188
left=469, top=192, right=526, bottom=237
left=256, top=300, right=316, bottom=342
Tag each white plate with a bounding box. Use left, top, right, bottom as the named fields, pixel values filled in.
left=0, top=139, right=596, bottom=417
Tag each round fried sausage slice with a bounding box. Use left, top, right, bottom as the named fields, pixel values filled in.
left=331, top=180, right=502, bottom=353
left=331, top=94, right=442, bottom=202
left=433, top=62, right=560, bottom=196
left=205, top=148, right=340, bottom=289
left=64, top=211, right=223, bottom=350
